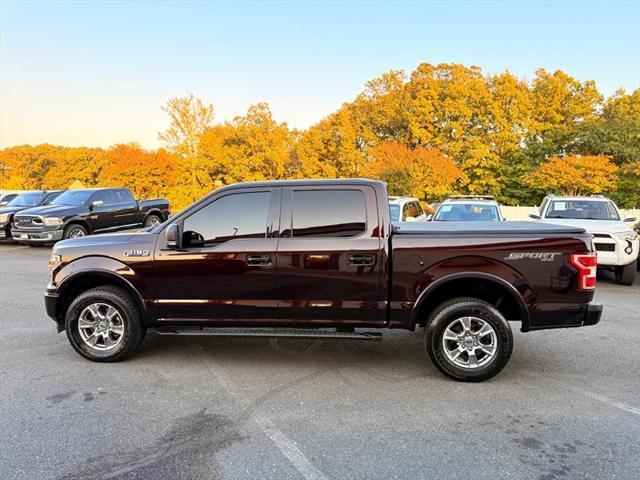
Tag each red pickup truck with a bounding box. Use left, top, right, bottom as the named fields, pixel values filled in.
left=45, top=179, right=602, bottom=381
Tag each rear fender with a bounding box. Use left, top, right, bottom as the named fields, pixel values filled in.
left=410, top=256, right=533, bottom=330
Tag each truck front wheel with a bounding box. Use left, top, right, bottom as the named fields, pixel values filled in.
left=615, top=260, right=636, bottom=286
left=65, top=286, right=146, bottom=362
left=425, top=297, right=513, bottom=382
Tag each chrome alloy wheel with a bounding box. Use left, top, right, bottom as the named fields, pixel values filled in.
left=69, top=227, right=86, bottom=238
left=78, top=303, right=125, bottom=351
left=147, top=216, right=161, bottom=227
left=442, top=316, right=497, bottom=369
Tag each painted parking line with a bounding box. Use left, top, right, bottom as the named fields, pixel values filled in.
left=189, top=339, right=330, bottom=480
left=523, top=370, right=640, bottom=417
left=570, top=387, right=640, bottom=416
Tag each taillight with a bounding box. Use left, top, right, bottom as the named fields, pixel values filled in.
left=569, top=252, right=597, bottom=290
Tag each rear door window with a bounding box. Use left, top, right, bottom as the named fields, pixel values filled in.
left=291, top=190, right=366, bottom=237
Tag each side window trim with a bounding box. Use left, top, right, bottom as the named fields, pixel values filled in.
left=180, top=188, right=275, bottom=249
left=284, top=187, right=369, bottom=239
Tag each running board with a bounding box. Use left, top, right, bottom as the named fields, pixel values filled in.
left=154, top=327, right=382, bottom=341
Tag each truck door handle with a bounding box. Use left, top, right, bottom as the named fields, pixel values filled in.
left=348, top=254, right=375, bottom=266
left=246, top=255, right=272, bottom=266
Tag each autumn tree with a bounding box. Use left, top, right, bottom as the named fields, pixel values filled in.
left=159, top=94, right=214, bottom=201
left=364, top=142, right=463, bottom=199
left=524, top=155, right=618, bottom=196
left=295, top=108, right=366, bottom=178
left=98, top=144, right=178, bottom=201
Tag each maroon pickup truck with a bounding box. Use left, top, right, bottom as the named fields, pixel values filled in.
left=45, top=179, right=602, bottom=381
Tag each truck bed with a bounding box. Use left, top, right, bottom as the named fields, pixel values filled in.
left=393, top=221, right=585, bottom=235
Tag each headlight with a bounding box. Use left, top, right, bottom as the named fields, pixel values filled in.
left=0, top=213, right=9, bottom=223
left=615, top=231, right=639, bottom=242
left=43, top=217, right=64, bottom=226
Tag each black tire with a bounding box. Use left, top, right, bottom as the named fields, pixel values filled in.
left=615, top=260, right=636, bottom=286
left=65, top=286, right=146, bottom=362
left=63, top=223, right=88, bottom=239
left=143, top=214, right=162, bottom=228
left=425, top=297, right=513, bottom=382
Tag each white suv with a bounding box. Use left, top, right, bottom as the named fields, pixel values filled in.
left=388, top=196, right=428, bottom=222
left=531, top=195, right=638, bottom=285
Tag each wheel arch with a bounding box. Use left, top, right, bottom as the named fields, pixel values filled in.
left=64, top=219, right=92, bottom=234
left=411, top=272, right=531, bottom=332
left=55, top=270, right=148, bottom=326
left=143, top=209, right=164, bottom=222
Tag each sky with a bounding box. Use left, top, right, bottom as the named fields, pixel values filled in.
left=1, top=0, right=639, bottom=150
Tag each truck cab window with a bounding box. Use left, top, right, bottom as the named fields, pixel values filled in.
left=91, top=190, right=113, bottom=205
left=292, top=190, right=366, bottom=237
left=182, top=191, right=270, bottom=247
left=113, top=189, right=134, bottom=204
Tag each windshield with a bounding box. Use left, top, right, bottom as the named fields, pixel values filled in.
left=7, top=192, right=44, bottom=207
left=434, top=203, right=500, bottom=221
left=389, top=204, right=401, bottom=222
left=50, top=190, right=94, bottom=206
left=546, top=200, right=619, bottom=220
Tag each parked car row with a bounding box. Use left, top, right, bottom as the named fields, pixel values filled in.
left=388, top=193, right=638, bottom=286
left=0, top=188, right=170, bottom=245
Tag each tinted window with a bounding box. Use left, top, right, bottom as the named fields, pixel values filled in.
left=435, top=203, right=500, bottom=221
left=114, top=189, right=134, bottom=203
left=292, top=190, right=366, bottom=237
left=50, top=190, right=94, bottom=206
left=547, top=200, right=619, bottom=220
left=182, top=191, right=270, bottom=247
left=92, top=190, right=113, bottom=204
left=7, top=193, right=44, bottom=207
left=43, top=192, right=62, bottom=205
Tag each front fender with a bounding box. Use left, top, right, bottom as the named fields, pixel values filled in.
left=53, top=255, right=154, bottom=310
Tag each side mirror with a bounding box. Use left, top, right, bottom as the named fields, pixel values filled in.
left=529, top=213, right=541, bottom=220
left=426, top=214, right=433, bottom=221
left=0, top=201, right=8, bottom=206
left=91, top=200, right=104, bottom=208
left=624, top=216, right=637, bottom=222
left=165, top=223, right=181, bottom=249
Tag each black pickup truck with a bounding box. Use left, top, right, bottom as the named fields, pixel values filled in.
left=45, top=179, right=602, bottom=381
left=13, top=188, right=169, bottom=244
left=0, top=190, right=63, bottom=241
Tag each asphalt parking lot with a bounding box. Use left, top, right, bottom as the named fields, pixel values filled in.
left=1, top=243, right=639, bottom=480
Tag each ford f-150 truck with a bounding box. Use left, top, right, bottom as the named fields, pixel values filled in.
left=45, top=179, right=602, bottom=381
left=13, top=188, right=169, bottom=244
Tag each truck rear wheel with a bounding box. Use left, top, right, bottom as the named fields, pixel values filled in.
left=65, top=286, right=146, bottom=362
left=143, top=214, right=162, bottom=228
left=425, top=297, right=513, bottom=382
left=615, top=260, right=636, bottom=286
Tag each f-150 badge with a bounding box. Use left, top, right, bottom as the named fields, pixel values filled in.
left=505, top=252, right=561, bottom=262
left=123, top=249, right=150, bottom=257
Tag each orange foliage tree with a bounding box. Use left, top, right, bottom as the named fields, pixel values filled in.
left=364, top=142, right=463, bottom=199
left=524, top=155, right=618, bottom=196
left=98, top=144, right=179, bottom=201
